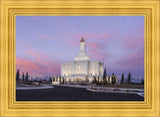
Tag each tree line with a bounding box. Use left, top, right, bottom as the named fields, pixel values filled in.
left=120, top=72, right=131, bottom=85
left=16, top=69, right=29, bottom=82
left=101, top=67, right=133, bottom=85
left=16, top=68, right=144, bottom=85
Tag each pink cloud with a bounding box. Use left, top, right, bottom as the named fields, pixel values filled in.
left=87, top=49, right=106, bottom=61
left=16, top=57, right=61, bottom=76
left=25, top=50, right=50, bottom=60
left=86, top=42, right=105, bottom=49
left=68, top=33, right=109, bottom=49
left=16, top=58, right=46, bottom=75
left=75, top=33, right=110, bottom=41
left=121, top=32, right=144, bottom=48
left=37, top=33, right=109, bottom=49
left=114, top=47, right=144, bottom=71
left=69, top=41, right=105, bottom=49
left=123, top=38, right=144, bottom=48
left=17, top=50, right=62, bottom=76
left=69, top=41, right=79, bottom=47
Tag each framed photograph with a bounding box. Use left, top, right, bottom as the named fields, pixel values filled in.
left=15, top=15, right=145, bottom=102
left=0, top=0, right=160, bottom=117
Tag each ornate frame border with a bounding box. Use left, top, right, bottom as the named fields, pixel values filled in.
left=0, top=0, right=159, bottom=117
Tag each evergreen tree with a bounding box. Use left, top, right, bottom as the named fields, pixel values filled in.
left=62, top=78, right=64, bottom=84
left=16, top=69, right=20, bottom=81
left=99, top=80, right=102, bottom=85
left=141, top=78, right=144, bottom=85
left=103, top=67, right=107, bottom=85
left=97, top=76, right=99, bottom=85
left=52, top=77, right=55, bottom=82
left=22, top=72, right=25, bottom=82
left=49, top=77, right=52, bottom=83
left=59, top=76, right=61, bottom=84
left=114, top=76, right=117, bottom=84
left=36, top=76, right=38, bottom=81
left=127, top=72, right=131, bottom=84
left=25, top=72, right=28, bottom=82
left=111, top=73, right=116, bottom=85
left=56, top=75, right=58, bottom=81
left=120, top=73, right=124, bottom=85
left=92, top=76, right=97, bottom=84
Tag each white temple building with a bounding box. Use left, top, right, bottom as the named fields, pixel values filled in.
left=61, top=37, right=104, bottom=84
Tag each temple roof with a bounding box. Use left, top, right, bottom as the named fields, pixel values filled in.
left=80, top=37, right=85, bottom=42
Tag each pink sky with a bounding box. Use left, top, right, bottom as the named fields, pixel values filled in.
left=16, top=16, right=144, bottom=77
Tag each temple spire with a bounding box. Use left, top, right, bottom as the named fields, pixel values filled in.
left=80, top=37, right=85, bottom=43
left=74, top=37, right=91, bottom=61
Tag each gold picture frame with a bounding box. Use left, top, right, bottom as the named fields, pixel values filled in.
left=0, top=0, right=160, bottom=117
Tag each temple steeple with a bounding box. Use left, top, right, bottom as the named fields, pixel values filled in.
left=74, top=37, right=90, bottom=61
left=80, top=37, right=85, bottom=43
left=80, top=37, right=86, bottom=52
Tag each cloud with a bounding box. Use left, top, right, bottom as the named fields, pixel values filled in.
left=25, top=50, right=50, bottom=60
left=87, top=49, right=106, bottom=61
left=67, top=33, right=109, bottom=49
left=16, top=58, right=46, bottom=75
left=114, top=46, right=144, bottom=71
left=38, top=34, right=57, bottom=40
left=86, top=42, right=105, bottom=49
left=69, top=40, right=79, bottom=47
left=74, top=33, right=110, bottom=41
left=121, top=29, right=144, bottom=49
left=17, top=50, right=63, bottom=76
left=122, top=37, right=144, bottom=48
left=16, top=57, right=61, bottom=76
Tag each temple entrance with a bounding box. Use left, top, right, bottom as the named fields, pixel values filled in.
left=74, top=78, right=82, bottom=84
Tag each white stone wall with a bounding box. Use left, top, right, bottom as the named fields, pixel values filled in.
left=89, top=62, right=101, bottom=76
left=61, top=60, right=104, bottom=83
left=62, top=61, right=103, bottom=76
left=61, top=63, right=72, bottom=76
left=73, top=60, right=89, bottom=75
left=99, top=62, right=104, bottom=76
